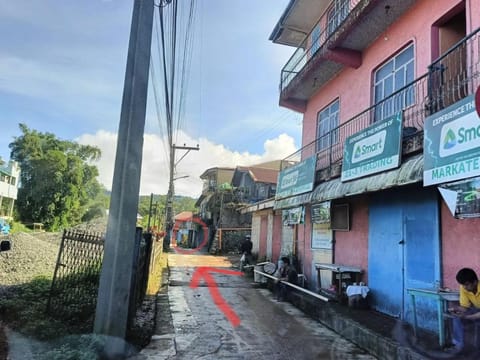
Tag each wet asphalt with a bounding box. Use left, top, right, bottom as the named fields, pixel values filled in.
left=135, top=252, right=376, bottom=360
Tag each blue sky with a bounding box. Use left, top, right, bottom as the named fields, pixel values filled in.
left=0, top=0, right=301, bottom=197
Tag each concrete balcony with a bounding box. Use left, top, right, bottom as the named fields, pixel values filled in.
left=276, top=0, right=417, bottom=112
left=282, top=27, right=480, bottom=181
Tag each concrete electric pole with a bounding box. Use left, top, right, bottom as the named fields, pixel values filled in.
left=94, top=0, right=154, bottom=356
left=164, top=144, right=199, bottom=250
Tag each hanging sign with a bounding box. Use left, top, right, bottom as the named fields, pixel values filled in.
left=311, top=202, right=331, bottom=224
left=438, top=177, right=480, bottom=218
left=341, top=112, right=403, bottom=181
left=282, top=206, right=305, bottom=225
left=424, top=95, right=480, bottom=186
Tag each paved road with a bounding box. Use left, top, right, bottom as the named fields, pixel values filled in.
left=137, top=252, right=376, bottom=360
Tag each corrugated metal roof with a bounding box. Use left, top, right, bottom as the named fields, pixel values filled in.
left=274, top=192, right=312, bottom=210
left=312, top=154, right=424, bottom=203
left=249, top=167, right=279, bottom=184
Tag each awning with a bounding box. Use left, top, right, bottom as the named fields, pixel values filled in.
left=274, top=191, right=312, bottom=210
left=312, top=154, right=424, bottom=203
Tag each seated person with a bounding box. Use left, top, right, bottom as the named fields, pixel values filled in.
left=274, top=256, right=297, bottom=301
left=448, top=267, right=480, bottom=351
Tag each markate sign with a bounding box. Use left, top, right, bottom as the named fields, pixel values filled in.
left=424, top=95, right=480, bottom=186
left=276, top=156, right=316, bottom=199
left=341, top=112, right=403, bottom=181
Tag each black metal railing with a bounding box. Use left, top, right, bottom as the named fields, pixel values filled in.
left=280, top=0, right=366, bottom=92
left=283, top=28, right=480, bottom=175
left=427, top=27, right=480, bottom=114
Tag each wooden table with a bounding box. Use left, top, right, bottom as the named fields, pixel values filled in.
left=407, top=288, right=459, bottom=347
left=315, top=263, right=363, bottom=300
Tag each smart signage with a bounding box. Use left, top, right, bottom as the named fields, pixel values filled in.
left=276, top=156, right=316, bottom=199
left=424, top=95, right=480, bottom=186
left=341, top=112, right=403, bottom=181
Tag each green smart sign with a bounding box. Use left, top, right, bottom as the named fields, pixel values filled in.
left=341, top=112, right=403, bottom=181
left=424, top=95, right=480, bottom=186
left=276, top=156, right=316, bottom=199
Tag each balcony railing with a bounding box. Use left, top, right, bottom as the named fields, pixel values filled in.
left=283, top=28, right=480, bottom=176
left=280, top=0, right=364, bottom=93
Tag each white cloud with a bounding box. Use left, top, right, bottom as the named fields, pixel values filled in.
left=76, top=130, right=298, bottom=198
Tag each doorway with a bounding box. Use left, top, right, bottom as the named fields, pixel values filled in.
left=368, top=186, right=440, bottom=330
left=429, top=5, right=467, bottom=113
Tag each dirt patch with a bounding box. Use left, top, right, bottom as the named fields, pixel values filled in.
left=0, top=218, right=163, bottom=358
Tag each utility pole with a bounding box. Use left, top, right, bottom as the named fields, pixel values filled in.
left=94, top=0, right=154, bottom=357
left=164, top=144, right=199, bottom=250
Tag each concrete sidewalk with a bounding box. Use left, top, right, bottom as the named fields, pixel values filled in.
left=134, top=256, right=479, bottom=360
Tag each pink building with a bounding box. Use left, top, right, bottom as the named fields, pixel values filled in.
left=270, top=0, right=480, bottom=335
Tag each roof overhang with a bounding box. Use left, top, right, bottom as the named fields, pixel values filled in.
left=274, top=191, right=312, bottom=210
left=240, top=198, right=275, bottom=214
left=269, top=0, right=328, bottom=47
left=312, top=154, right=424, bottom=203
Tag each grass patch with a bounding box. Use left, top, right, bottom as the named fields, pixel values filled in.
left=0, top=276, right=91, bottom=341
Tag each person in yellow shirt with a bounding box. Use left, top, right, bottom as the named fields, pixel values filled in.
left=448, top=267, right=480, bottom=352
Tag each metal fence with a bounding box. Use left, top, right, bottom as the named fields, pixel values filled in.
left=46, top=228, right=153, bottom=331
left=46, top=229, right=104, bottom=323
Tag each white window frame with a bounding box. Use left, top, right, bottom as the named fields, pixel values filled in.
left=327, top=0, right=349, bottom=36
left=373, top=43, right=415, bottom=122
left=316, top=99, right=339, bottom=152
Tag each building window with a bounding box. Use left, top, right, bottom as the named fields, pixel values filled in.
left=327, top=0, right=349, bottom=36
left=316, top=99, right=339, bottom=152
left=374, top=44, right=415, bottom=122
left=10, top=177, right=16, bottom=186
left=310, top=25, right=321, bottom=57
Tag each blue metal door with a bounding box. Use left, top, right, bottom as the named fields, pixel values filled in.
left=369, top=186, right=440, bottom=329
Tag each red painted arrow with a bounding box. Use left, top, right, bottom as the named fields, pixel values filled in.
left=189, top=267, right=243, bottom=327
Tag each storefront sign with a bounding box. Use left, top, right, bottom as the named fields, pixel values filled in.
left=282, top=206, right=304, bottom=225
left=438, top=177, right=480, bottom=218
left=276, top=156, right=316, bottom=199
left=311, top=202, right=330, bottom=224
left=311, top=223, right=332, bottom=249
left=341, top=112, right=403, bottom=182
left=424, top=96, right=480, bottom=185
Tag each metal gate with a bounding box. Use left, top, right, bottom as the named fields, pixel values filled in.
left=368, top=186, right=440, bottom=331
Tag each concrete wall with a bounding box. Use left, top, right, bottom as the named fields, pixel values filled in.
left=441, top=201, right=480, bottom=289
left=302, top=0, right=469, bottom=148
left=334, top=196, right=369, bottom=284
left=259, top=214, right=268, bottom=260
left=272, top=211, right=283, bottom=263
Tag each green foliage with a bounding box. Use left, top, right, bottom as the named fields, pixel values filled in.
left=0, top=276, right=70, bottom=340
left=9, top=124, right=105, bottom=231
left=39, top=334, right=106, bottom=360
left=9, top=221, right=32, bottom=233
left=136, top=194, right=197, bottom=230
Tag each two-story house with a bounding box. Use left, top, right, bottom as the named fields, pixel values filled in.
left=270, top=0, right=480, bottom=335
left=0, top=160, right=20, bottom=218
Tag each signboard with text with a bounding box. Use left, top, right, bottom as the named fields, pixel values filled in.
left=341, top=112, right=403, bottom=182
left=311, top=223, right=332, bottom=249
left=276, top=156, right=316, bottom=199
left=439, top=177, right=480, bottom=218
left=424, top=96, right=480, bottom=186
left=311, top=202, right=331, bottom=224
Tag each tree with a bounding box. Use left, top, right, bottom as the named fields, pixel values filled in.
left=9, top=124, right=104, bottom=230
